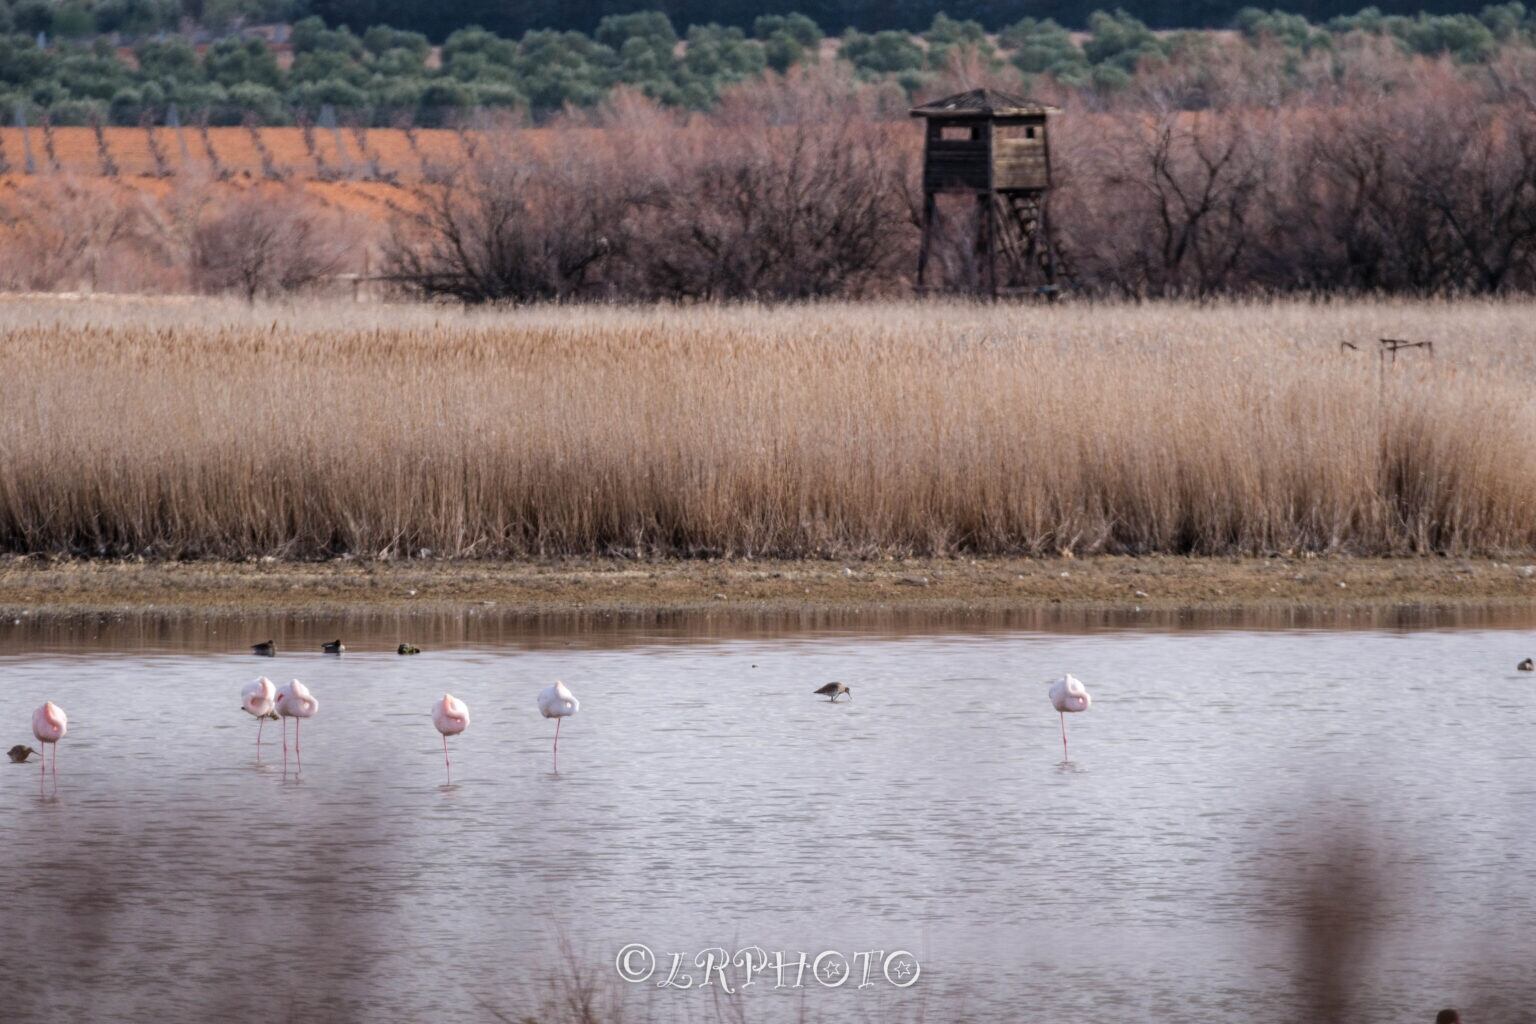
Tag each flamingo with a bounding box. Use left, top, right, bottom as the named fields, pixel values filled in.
left=31, top=702, right=67, bottom=779
left=537, top=681, right=579, bottom=772
left=431, top=693, right=470, bottom=781
left=274, top=679, right=319, bottom=766
left=242, top=676, right=278, bottom=751
left=1047, top=674, right=1091, bottom=761
left=813, top=682, right=852, bottom=702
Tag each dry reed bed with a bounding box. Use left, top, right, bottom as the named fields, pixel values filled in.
left=1, top=297, right=1534, bottom=559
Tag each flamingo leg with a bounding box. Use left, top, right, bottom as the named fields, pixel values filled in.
left=553, top=717, right=562, bottom=773
left=295, top=718, right=301, bottom=760
left=443, top=733, right=451, bottom=781
left=257, top=716, right=264, bottom=748
left=52, top=741, right=57, bottom=778
left=38, top=741, right=44, bottom=780
left=1060, top=711, right=1069, bottom=762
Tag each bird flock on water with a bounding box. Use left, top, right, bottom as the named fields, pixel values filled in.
left=12, top=659, right=1089, bottom=783
left=59, top=637, right=1536, bottom=782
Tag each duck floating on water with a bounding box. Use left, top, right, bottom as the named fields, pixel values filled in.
left=813, top=681, right=851, bottom=702
left=252, top=640, right=276, bottom=657
left=398, top=643, right=421, bottom=655
left=321, top=639, right=345, bottom=655
left=1520, top=658, right=1533, bottom=672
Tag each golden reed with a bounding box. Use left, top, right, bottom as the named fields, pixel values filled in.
left=1, top=296, right=1533, bottom=559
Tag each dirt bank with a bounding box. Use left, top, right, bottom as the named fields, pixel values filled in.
left=1, top=555, right=1534, bottom=619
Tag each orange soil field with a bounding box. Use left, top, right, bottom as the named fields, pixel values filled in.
left=0, top=126, right=483, bottom=219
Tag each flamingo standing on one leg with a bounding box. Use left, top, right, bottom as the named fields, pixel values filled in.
left=31, top=701, right=67, bottom=780
left=1047, top=674, right=1091, bottom=762
left=537, top=681, right=579, bottom=773
left=274, top=679, right=319, bottom=770
left=431, top=693, right=470, bottom=782
left=241, top=676, right=277, bottom=752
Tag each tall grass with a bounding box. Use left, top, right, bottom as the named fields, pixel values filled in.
left=2, top=297, right=1535, bottom=559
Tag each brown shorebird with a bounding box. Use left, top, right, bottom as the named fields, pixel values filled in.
left=398, top=643, right=421, bottom=655
left=322, top=639, right=345, bottom=655
left=813, top=682, right=851, bottom=702
left=7, top=744, right=35, bottom=763
left=1520, top=658, right=1534, bottom=672
left=252, top=640, right=276, bottom=657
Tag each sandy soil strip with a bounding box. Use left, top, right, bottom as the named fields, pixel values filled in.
left=2, top=556, right=1534, bottom=618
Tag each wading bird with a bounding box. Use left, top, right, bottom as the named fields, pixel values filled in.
left=7, top=744, right=35, bottom=763
left=431, top=693, right=470, bottom=781
left=31, top=702, right=67, bottom=778
left=1047, top=674, right=1092, bottom=761
left=275, top=679, right=319, bottom=764
left=241, top=676, right=278, bottom=750
left=537, top=681, right=579, bottom=772
left=813, top=682, right=852, bottom=702
left=252, top=641, right=276, bottom=657
left=322, top=639, right=345, bottom=655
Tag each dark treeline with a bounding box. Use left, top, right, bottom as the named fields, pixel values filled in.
left=0, top=0, right=1505, bottom=40
left=299, top=0, right=1477, bottom=36
left=9, top=2, right=1536, bottom=126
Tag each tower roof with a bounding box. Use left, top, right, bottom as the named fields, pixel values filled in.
left=908, top=88, right=1058, bottom=118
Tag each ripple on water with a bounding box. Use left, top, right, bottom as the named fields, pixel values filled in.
left=1, top=614, right=1535, bottom=1021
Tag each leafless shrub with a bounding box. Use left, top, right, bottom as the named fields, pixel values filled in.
left=385, top=132, right=630, bottom=303
left=0, top=177, right=177, bottom=291
left=631, top=74, right=910, bottom=300
left=91, top=114, right=118, bottom=178
left=195, top=112, right=229, bottom=181
left=1070, top=108, right=1267, bottom=296
left=142, top=112, right=172, bottom=178
left=190, top=188, right=354, bottom=302
left=245, top=114, right=285, bottom=182
left=349, top=121, right=390, bottom=183
left=298, top=112, right=334, bottom=180
left=39, top=114, right=60, bottom=173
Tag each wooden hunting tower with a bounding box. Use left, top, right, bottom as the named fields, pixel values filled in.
left=910, top=88, right=1063, bottom=296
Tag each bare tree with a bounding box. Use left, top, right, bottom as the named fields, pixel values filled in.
left=190, top=188, right=353, bottom=302
left=1089, top=108, right=1266, bottom=296
left=635, top=72, right=911, bottom=300
left=384, top=132, right=632, bottom=304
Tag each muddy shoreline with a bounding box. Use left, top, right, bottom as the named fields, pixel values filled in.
left=1, top=555, right=1534, bottom=619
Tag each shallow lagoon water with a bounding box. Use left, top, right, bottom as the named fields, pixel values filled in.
left=2, top=608, right=1535, bottom=1023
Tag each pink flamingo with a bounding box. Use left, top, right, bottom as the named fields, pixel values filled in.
left=274, top=679, right=319, bottom=767
left=431, top=693, right=470, bottom=781
left=241, top=676, right=277, bottom=751
left=1047, top=674, right=1092, bottom=761
left=537, top=681, right=579, bottom=772
left=31, top=701, right=67, bottom=779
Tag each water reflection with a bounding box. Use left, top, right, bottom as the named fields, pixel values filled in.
left=3, top=600, right=1535, bottom=656
left=0, top=608, right=1534, bottom=1023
